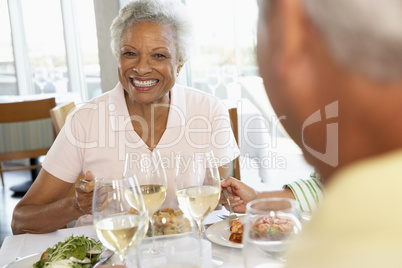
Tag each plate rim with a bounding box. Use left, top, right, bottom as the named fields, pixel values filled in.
left=2, top=252, right=41, bottom=268
left=205, top=216, right=245, bottom=249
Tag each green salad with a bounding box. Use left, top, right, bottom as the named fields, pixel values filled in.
left=33, top=235, right=103, bottom=268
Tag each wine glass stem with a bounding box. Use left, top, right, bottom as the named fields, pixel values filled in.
left=149, top=217, right=158, bottom=254
left=118, top=253, right=127, bottom=265
left=196, top=220, right=204, bottom=239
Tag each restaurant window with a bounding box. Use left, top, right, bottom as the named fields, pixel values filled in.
left=185, top=0, right=259, bottom=100
left=74, top=0, right=102, bottom=100
left=3, top=0, right=100, bottom=103
left=0, top=0, right=17, bottom=96
left=20, top=0, right=69, bottom=96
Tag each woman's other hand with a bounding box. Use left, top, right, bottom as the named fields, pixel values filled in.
left=74, top=171, right=95, bottom=214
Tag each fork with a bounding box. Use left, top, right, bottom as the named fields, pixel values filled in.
left=93, top=249, right=114, bottom=267
left=221, top=181, right=239, bottom=224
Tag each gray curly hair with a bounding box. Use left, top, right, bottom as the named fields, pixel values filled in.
left=110, top=0, right=193, bottom=64
left=258, top=0, right=402, bottom=81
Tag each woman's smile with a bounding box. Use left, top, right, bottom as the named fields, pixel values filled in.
left=129, top=77, right=159, bottom=91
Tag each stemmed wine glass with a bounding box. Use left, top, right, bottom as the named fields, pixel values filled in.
left=175, top=151, right=221, bottom=238
left=34, top=70, right=48, bottom=94
left=243, top=198, right=303, bottom=266
left=206, top=67, right=221, bottom=96
left=221, top=65, right=238, bottom=88
left=92, top=172, right=148, bottom=266
left=127, top=150, right=167, bottom=254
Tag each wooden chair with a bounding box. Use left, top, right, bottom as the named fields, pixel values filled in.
left=48, top=102, right=83, bottom=201
left=0, top=98, right=56, bottom=186
left=49, top=102, right=76, bottom=135
left=229, top=108, right=241, bottom=180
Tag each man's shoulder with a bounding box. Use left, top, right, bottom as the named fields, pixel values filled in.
left=330, top=150, right=402, bottom=189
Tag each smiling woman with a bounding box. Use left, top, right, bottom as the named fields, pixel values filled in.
left=118, top=23, right=181, bottom=109
left=11, top=0, right=240, bottom=236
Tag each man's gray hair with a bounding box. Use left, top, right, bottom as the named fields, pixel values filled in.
left=259, top=0, right=402, bottom=81
left=110, top=0, right=193, bottom=64
left=303, top=0, right=402, bottom=81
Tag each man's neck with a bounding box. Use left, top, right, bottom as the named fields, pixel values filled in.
left=314, top=77, right=402, bottom=183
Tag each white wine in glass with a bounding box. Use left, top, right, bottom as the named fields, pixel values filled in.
left=93, top=174, right=148, bottom=266
left=126, top=150, right=167, bottom=254
left=175, top=151, right=220, bottom=237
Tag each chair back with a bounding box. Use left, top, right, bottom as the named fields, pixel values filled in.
left=50, top=102, right=76, bottom=135
left=0, top=97, right=56, bottom=186
left=49, top=101, right=83, bottom=204
left=228, top=107, right=241, bottom=180
left=0, top=98, right=56, bottom=123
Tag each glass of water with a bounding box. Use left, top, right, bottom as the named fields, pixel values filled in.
left=243, top=198, right=302, bottom=267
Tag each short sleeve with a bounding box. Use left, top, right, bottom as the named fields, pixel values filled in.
left=42, top=111, right=84, bottom=183
left=284, top=173, right=324, bottom=213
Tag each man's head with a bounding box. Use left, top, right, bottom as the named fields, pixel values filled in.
left=257, top=0, right=402, bottom=180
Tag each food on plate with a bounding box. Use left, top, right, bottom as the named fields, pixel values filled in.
left=128, top=207, right=192, bottom=236
left=250, top=215, right=293, bottom=240
left=229, top=219, right=244, bottom=244
left=33, top=235, right=103, bottom=268
left=149, top=208, right=192, bottom=236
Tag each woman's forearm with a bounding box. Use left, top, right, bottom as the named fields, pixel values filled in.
left=11, top=195, right=85, bottom=234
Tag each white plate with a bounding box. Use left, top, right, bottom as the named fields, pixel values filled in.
left=205, top=212, right=312, bottom=249
left=2, top=252, right=117, bottom=268
left=144, top=231, right=190, bottom=241
left=2, top=253, right=41, bottom=268
left=206, top=216, right=245, bottom=249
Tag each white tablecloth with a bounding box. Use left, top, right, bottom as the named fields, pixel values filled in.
left=0, top=210, right=283, bottom=268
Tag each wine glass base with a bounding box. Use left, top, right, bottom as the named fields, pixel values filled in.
left=211, top=256, right=224, bottom=267
left=262, top=251, right=287, bottom=262
left=140, top=239, right=164, bottom=257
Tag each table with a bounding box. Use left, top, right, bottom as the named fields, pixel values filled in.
left=0, top=210, right=283, bottom=268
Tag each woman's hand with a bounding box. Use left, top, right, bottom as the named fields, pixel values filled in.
left=220, top=177, right=258, bottom=213
left=74, top=171, right=95, bottom=214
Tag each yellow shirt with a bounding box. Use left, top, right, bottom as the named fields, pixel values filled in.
left=285, top=150, right=402, bottom=268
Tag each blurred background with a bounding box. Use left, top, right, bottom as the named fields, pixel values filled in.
left=0, top=0, right=259, bottom=104
left=0, top=0, right=313, bottom=193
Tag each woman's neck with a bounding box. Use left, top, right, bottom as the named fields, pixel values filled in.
left=125, top=91, right=170, bottom=150
left=125, top=91, right=170, bottom=121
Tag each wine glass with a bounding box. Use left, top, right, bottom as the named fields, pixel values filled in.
left=34, top=70, right=48, bottom=94
left=243, top=198, right=303, bottom=267
left=206, top=67, right=221, bottom=96
left=92, top=173, right=148, bottom=266
left=221, top=65, right=238, bottom=88
left=127, top=150, right=167, bottom=254
left=175, top=151, right=221, bottom=238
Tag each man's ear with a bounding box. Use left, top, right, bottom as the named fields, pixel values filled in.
left=276, top=0, right=309, bottom=76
